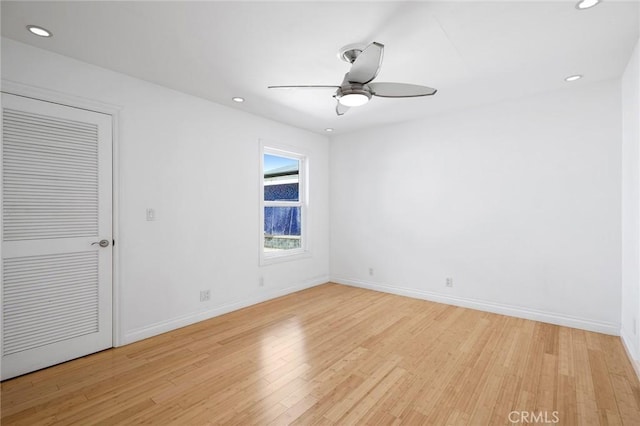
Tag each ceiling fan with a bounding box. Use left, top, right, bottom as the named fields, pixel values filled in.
left=268, top=42, right=437, bottom=116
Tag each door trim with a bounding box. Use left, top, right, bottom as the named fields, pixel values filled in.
left=1, top=79, right=124, bottom=349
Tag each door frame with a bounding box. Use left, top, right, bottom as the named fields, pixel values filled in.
left=1, top=79, right=124, bottom=351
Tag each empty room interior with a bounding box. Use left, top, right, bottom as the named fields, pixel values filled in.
left=2, top=0, right=640, bottom=424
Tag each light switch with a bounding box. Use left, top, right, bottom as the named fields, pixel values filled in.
left=146, top=208, right=156, bottom=221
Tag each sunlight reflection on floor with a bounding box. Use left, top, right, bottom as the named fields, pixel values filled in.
left=257, top=317, right=310, bottom=406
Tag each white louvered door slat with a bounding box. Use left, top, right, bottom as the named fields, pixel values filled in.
left=1, top=93, right=112, bottom=380
left=3, top=108, right=99, bottom=242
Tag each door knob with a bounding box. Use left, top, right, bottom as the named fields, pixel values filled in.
left=91, top=239, right=110, bottom=248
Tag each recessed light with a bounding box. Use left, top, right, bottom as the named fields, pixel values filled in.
left=576, top=0, right=600, bottom=10
left=324, top=128, right=334, bottom=132
left=27, top=25, right=52, bottom=37
left=565, top=74, right=583, bottom=82
left=232, top=97, right=245, bottom=103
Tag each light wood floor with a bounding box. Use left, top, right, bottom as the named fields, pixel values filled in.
left=2, top=283, right=639, bottom=425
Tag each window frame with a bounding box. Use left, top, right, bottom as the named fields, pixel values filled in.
left=260, top=142, right=309, bottom=265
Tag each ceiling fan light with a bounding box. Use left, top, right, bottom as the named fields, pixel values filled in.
left=338, top=93, right=370, bottom=107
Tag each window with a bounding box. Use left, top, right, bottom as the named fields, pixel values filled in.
left=261, top=145, right=307, bottom=263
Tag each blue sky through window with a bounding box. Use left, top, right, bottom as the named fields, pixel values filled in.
left=264, top=154, right=298, bottom=174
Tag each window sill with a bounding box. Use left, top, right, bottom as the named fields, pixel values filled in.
left=260, top=249, right=311, bottom=266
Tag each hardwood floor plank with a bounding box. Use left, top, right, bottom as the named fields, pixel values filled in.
left=55, top=377, right=173, bottom=424
left=268, top=394, right=319, bottom=425
left=2, top=283, right=639, bottom=425
left=362, top=371, right=416, bottom=422
left=558, top=373, right=579, bottom=425
left=609, top=373, right=640, bottom=425
left=323, top=356, right=402, bottom=422
left=291, top=374, right=364, bottom=425
left=339, top=366, right=406, bottom=424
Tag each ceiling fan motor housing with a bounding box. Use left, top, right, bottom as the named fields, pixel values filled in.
left=338, top=43, right=367, bottom=63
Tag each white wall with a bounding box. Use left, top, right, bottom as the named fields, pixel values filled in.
left=330, top=80, right=622, bottom=334
left=0, top=35, right=631, bottom=349
left=622, top=37, right=640, bottom=365
left=1, top=38, right=331, bottom=344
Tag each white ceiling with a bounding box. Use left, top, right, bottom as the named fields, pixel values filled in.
left=2, top=1, right=639, bottom=135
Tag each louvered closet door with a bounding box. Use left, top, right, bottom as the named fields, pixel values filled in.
left=1, top=93, right=112, bottom=380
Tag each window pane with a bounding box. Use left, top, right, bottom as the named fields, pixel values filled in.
left=264, top=206, right=301, bottom=251
left=264, top=154, right=299, bottom=202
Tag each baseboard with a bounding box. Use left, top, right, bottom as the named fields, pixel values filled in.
left=332, top=277, right=620, bottom=336
left=621, top=330, right=640, bottom=381
left=122, top=275, right=329, bottom=345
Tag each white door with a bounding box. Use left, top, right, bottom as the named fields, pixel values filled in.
left=1, top=93, right=113, bottom=380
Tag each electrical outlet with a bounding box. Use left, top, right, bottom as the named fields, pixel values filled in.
left=368, top=268, right=374, bottom=276
left=200, top=290, right=210, bottom=302
left=259, top=276, right=264, bottom=287
left=446, top=277, right=453, bottom=288
left=146, top=208, right=156, bottom=221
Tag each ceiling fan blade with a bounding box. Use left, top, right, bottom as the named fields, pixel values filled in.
left=268, top=85, right=340, bottom=89
left=346, top=42, right=384, bottom=84
left=368, top=82, right=437, bottom=98
left=336, top=101, right=350, bottom=116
